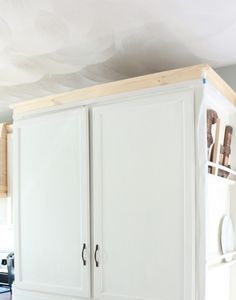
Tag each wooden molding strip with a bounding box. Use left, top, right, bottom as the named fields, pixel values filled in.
left=6, top=124, right=13, bottom=133
left=0, top=123, right=8, bottom=198
left=9, top=64, right=236, bottom=114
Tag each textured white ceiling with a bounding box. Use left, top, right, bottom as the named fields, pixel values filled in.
left=0, top=0, right=236, bottom=117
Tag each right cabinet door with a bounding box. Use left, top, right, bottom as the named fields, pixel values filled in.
left=91, top=89, right=196, bottom=300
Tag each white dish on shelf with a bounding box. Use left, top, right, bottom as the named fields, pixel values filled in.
left=221, top=215, right=235, bottom=262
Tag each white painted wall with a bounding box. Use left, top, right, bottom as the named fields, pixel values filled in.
left=216, top=65, right=236, bottom=91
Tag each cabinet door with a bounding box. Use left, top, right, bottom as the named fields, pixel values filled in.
left=14, top=108, right=90, bottom=298
left=92, top=89, right=195, bottom=300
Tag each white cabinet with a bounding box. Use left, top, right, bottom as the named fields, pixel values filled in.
left=13, top=89, right=196, bottom=300
left=92, top=90, right=195, bottom=300
left=11, top=65, right=236, bottom=300
left=13, top=108, right=91, bottom=298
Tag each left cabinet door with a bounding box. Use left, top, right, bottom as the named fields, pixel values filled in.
left=13, top=108, right=91, bottom=298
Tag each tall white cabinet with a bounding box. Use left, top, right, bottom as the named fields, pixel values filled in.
left=10, top=64, right=236, bottom=300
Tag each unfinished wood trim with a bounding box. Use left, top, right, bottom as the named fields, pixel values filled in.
left=0, top=123, right=8, bottom=197
left=10, top=64, right=209, bottom=114
left=6, top=124, right=13, bottom=133
left=9, top=64, right=236, bottom=115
